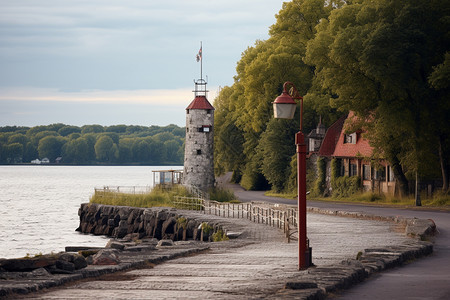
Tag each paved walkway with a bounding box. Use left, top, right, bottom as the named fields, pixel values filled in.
left=21, top=211, right=412, bottom=299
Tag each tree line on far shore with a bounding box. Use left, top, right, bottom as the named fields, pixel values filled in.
left=0, top=123, right=185, bottom=165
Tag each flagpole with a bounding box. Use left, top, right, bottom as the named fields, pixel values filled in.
left=200, top=41, right=203, bottom=81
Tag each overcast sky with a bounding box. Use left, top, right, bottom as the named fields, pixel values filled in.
left=0, top=0, right=286, bottom=127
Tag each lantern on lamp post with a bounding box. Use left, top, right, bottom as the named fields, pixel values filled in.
left=273, top=81, right=312, bottom=270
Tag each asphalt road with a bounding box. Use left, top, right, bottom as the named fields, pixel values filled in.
left=315, top=202, right=450, bottom=300
left=218, top=173, right=450, bottom=299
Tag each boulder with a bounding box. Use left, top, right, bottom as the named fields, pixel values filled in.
left=72, top=255, right=88, bottom=269
left=162, top=217, right=177, bottom=237
left=0, top=256, right=56, bottom=271
left=107, top=241, right=125, bottom=251
left=55, top=260, right=75, bottom=272
left=186, top=220, right=198, bottom=239
left=92, top=249, right=120, bottom=265
left=157, top=239, right=174, bottom=247
left=226, top=231, right=242, bottom=239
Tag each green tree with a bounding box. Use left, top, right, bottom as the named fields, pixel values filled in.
left=31, top=131, right=59, bottom=147
left=154, top=132, right=175, bottom=143
left=213, top=86, right=246, bottom=179
left=5, top=143, right=23, bottom=163
left=259, top=118, right=298, bottom=192
left=213, top=0, right=341, bottom=190
left=63, top=138, right=90, bottom=164
left=8, top=133, right=28, bottom=146
left=58, top=125, right=81, bottom=136
left=305, top=0, right=450, bottom=196
left=428, top=52, right=450, bottom=192
left=81, top=124, right=104, bottom=134
left=164, top=140, right=181, bottom=163
left=83, top=133, right=98, bottom=162
left=106, top=124, right=127, bottom=133
left=23, top=142, right=38, bottom=162
left=118, top=138, right=134, bottom=163
left=94, top=135, right=118, bottom=162
left=37, top=136, right=66, bottom=161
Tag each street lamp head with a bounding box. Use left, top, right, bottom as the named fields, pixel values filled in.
left=273, top=81, right=304, bottom=131
left=273, top=91, right=297, bottom=119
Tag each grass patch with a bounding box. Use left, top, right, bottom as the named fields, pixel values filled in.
left=267, top=189, right=449, bottom=208
left=90, top=185, right=194, bottom=208
left=212, top=229, right=229, bottom=242
left=209, top=187, right=238, bottom=203
left=264, top=191, right=297, bottom=200
left=312, top=191, right=450, bottom=207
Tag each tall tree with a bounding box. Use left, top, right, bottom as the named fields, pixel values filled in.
left=259, top=118, right=298, bottom=192
left=94, top=135, right=118, bottom=162
left=213, top=0, right=342, bottom=190
left=37, top=136, right=66, bottom=161
left=305, top=0, right=450, bottom=195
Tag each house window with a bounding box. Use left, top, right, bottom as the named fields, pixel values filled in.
left=197, top=125, right=211, bottom=132
left=196, top=149, right=202, bottom=155
left=344, top=133, right=357, bottom=144
left=363, top=165, right=371, bottom=180
left=207, top=109, right=212, bottom=114
left=374, top=167, right=386, bottom=180
left=187, top=109, right=190, bottom=114
left=349, top=163, right=357, bottom=176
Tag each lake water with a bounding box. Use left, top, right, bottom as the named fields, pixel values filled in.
left=0, top=165, right=181, bottom=259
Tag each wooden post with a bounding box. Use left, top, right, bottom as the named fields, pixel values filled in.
left=257, top=207, right=260, bottom=223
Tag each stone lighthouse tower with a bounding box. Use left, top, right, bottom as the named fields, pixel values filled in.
left=183, top=78, right=215, bottom=192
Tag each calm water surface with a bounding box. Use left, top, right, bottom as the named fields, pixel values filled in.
left=0, top=166, right=178, bottom=259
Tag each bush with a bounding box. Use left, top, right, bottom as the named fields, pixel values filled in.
left=330, top=158, right=341, bottom=190
left=429, top=191, right=450, bottom=206
left=311, top=157, right=326, bottom=197
left=212, top=229, right=229, bottom=242
left=240, top=162, right=269, bottom=190
left=332, top=176, right=361, bottom=198
left=209, top=187, right=237, bottom=202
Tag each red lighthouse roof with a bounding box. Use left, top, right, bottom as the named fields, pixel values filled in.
left=186, top=95, right=215, bottom=110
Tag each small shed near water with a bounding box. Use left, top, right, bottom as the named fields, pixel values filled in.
left=152, top=170, right=183, bottom=187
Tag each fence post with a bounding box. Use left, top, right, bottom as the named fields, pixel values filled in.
left=269, top=209, right=272, bottom=227
left=252, top=206, right=255, bottom=222
left=257, top=207, right=260, bottom=224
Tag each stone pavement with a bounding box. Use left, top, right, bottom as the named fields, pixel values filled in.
left=14, top=209, right=433, bottom=300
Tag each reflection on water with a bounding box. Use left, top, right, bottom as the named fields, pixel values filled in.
left=0, top=165, right=177, bottom=259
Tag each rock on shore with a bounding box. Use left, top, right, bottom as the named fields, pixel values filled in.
left=76, top=203, right=225, bottom=242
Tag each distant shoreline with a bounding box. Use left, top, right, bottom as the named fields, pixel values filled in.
left=0, top=163, right=183, bottom=167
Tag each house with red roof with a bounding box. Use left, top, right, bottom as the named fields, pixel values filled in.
left=318, top=112, right=396, bottom=195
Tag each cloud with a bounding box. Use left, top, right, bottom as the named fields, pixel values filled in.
left=0, top=86, right=220, bottom=105
left=0, top=0, right=284, bottom=126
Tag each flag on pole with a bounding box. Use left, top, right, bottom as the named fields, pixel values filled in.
left=196, top=46, right=202, bottom=62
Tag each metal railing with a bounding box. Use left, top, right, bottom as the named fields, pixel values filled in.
left=94, top=186, right=152, bottom=195
left=94, top=185, right=298, bottom=242
left=172, top=196, right=298, bottom=241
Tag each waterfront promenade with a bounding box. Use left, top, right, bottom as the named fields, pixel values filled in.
left=16, top=208, right=428, bottom=299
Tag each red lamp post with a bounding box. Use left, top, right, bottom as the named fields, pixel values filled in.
left=273, top=81, right=312, bottom=270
